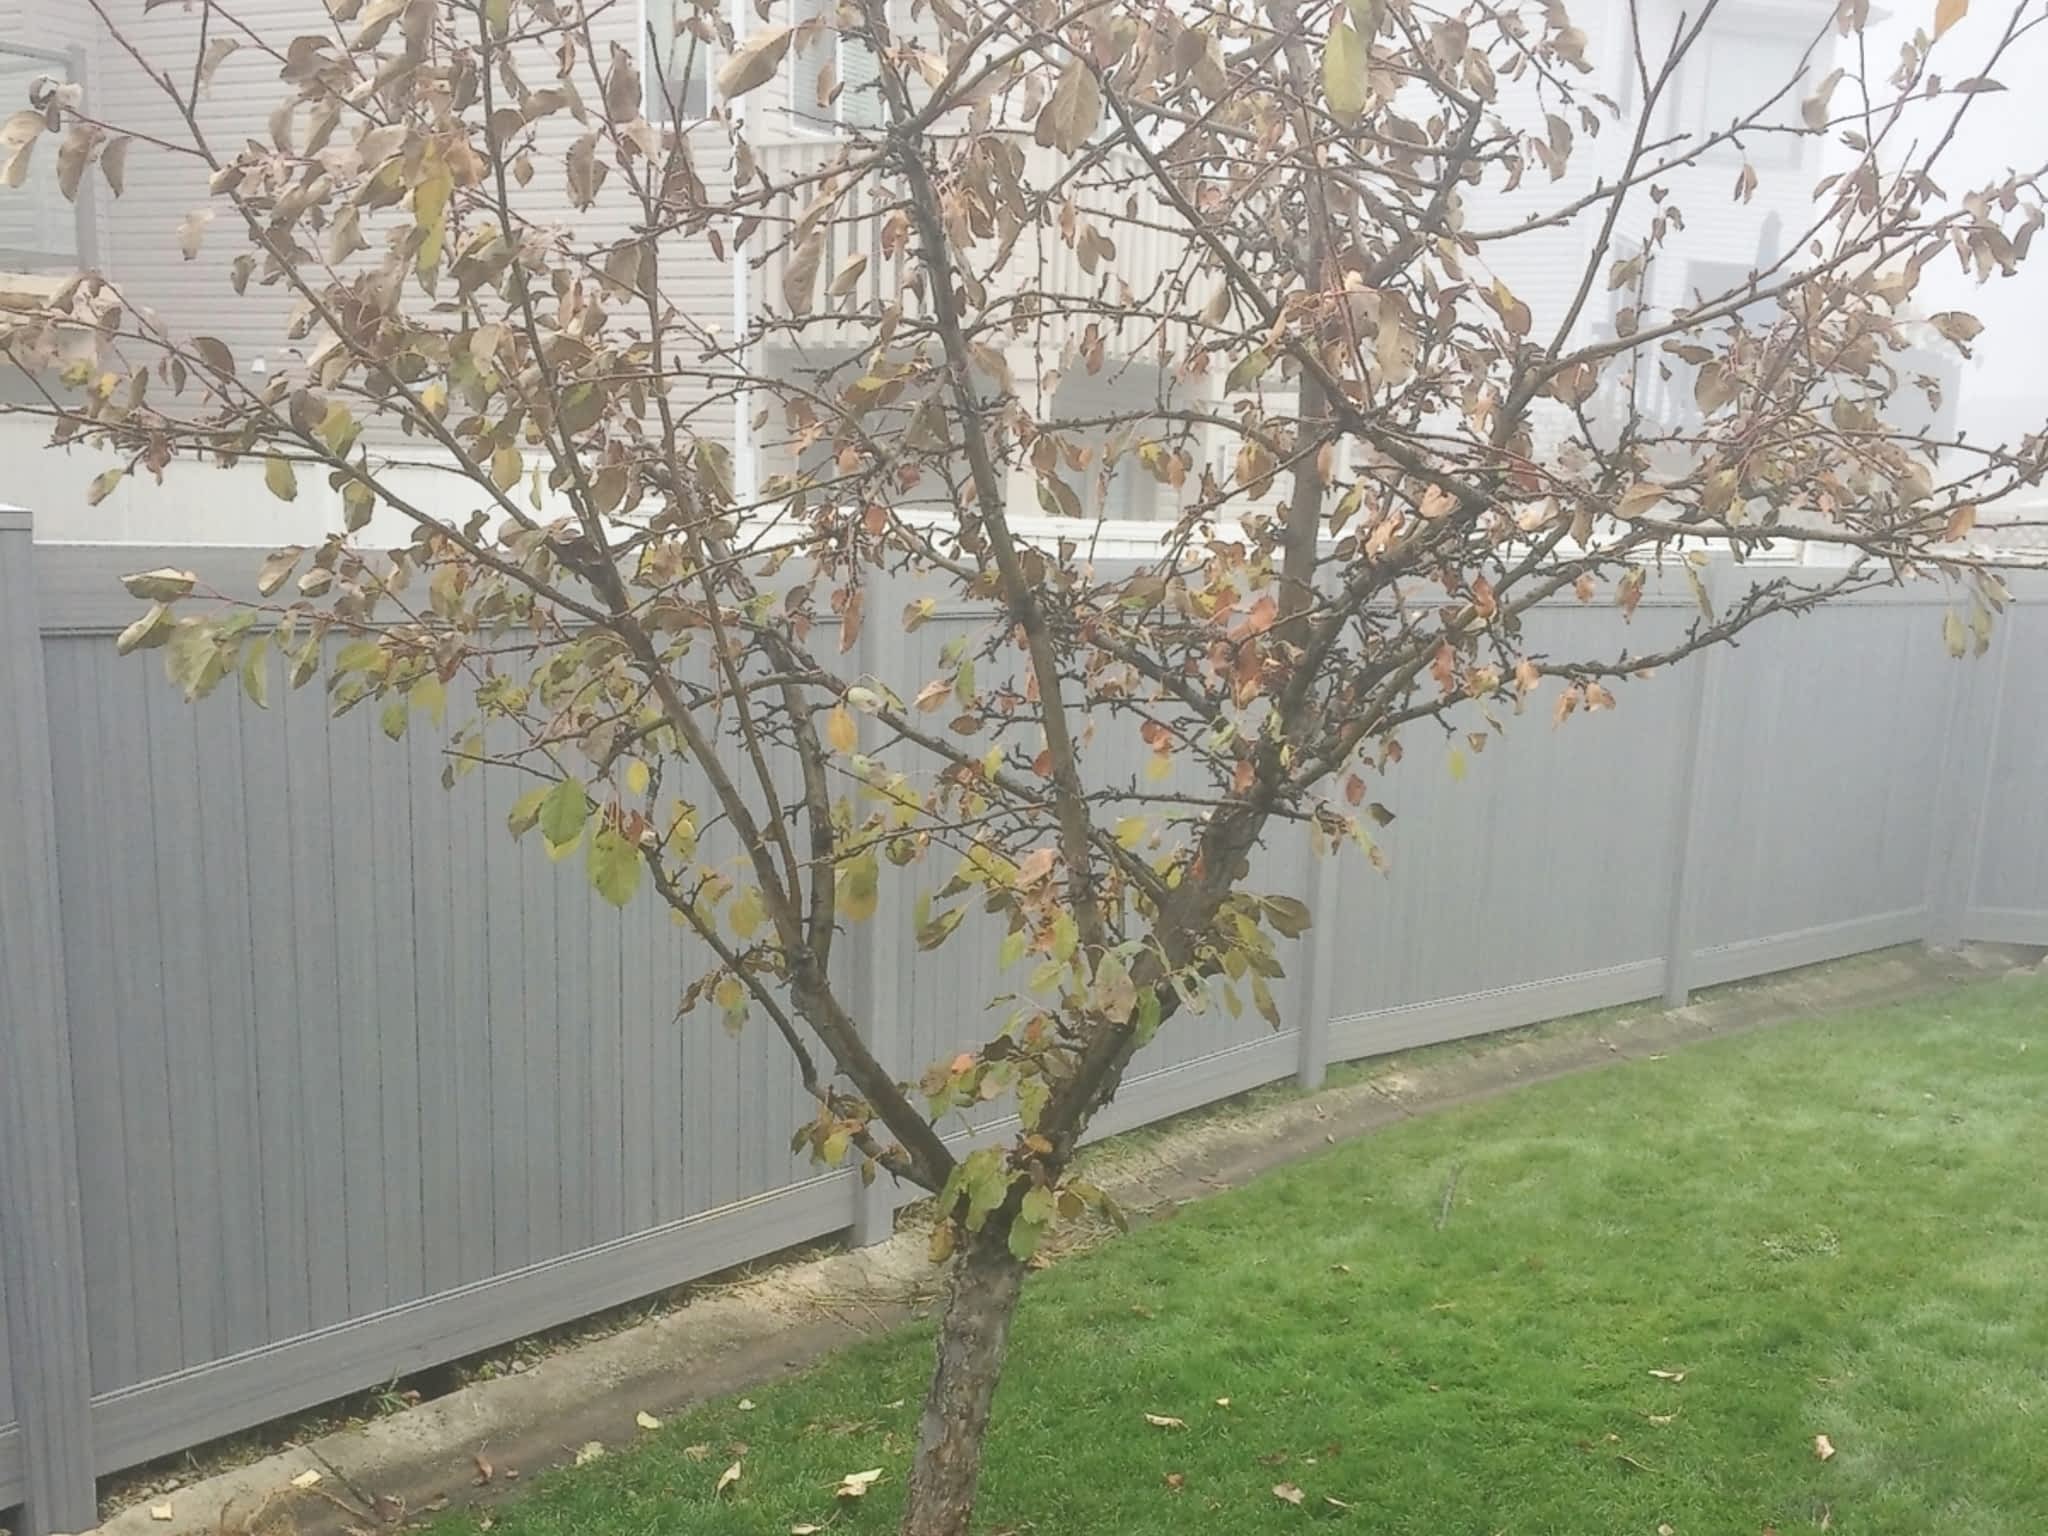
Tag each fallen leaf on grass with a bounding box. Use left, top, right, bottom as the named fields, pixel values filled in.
left=574, top=1441, right=606, bottom=1466
left=1649, top=1370, right=1687, bottom=1383
left=636, top=1410, right=664, bottom=1431
left=1273, top=1482, right=1305, bottom=1505
left=1325, top=1496, right=1354, bottom=1510
left=1143, top=1413, right=1186, bottom=1429
left=835, top=1468, right=884, bottom=1500
left=1215, top=1397, right=1232, bottom=1408
left=738, top=1398, right=757, bottom=1411
left=150, top=1505, right=174, bottom=1522
left=1813, top=1434, right=1837, bottom=1461
left=791, top=1526, right=825, bottom=1535
left=716, top=1460, right=743, bottom=1497
left=1658, top=1525, right=1675, bottom=1535
left=1163, top=1473, right=1185, bottom=1492
left=1258, top=1450, right=1291, bottom=1467
left=683, top=1443, right=712, bottom=1462
left=290, top=1469, right=323, bottom=1490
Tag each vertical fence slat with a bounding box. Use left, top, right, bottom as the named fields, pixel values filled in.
left=1295, top=835, right=1340, bottom=1091
left=1661, top=566, right=1724, bottom=1009
left=0, top=509, right=97, bottom=1535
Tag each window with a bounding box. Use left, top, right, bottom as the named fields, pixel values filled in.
left=789, top=0, right=888, bottom=133
left=0, top=44, right=87, bottom=278
left=1667, top=11, right=1819, bottom=166
left=642, top=0, right=714, bottom=120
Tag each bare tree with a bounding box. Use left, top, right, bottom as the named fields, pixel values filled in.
left=4, top=0, right=2044, bottom=1527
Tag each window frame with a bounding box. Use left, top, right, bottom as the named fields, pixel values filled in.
left=638, top=0, right=717, bottom=124
left=0, top=41, right=93, bottom=286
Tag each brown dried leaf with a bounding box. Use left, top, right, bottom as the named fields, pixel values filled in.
left=1142, top=1413, right=1186, bottom=1430
left=1273, top=1482, right=1305, bottom=1505
left=834, top=1468, right=884, bottom=1499
left=1813, top=1433, right=1837, bottom=1461
left=715, top=26, right=792, bottom=99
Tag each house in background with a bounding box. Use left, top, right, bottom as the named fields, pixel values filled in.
left=0, top=0, right=2031, bottom=545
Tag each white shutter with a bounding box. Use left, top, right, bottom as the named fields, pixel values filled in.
left=840, top=20, right=885, bottom=130
left=789, top=0, right=836, bottom=128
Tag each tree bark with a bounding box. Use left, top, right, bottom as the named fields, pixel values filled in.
left=900, top=1226, right=1028, bottom=1536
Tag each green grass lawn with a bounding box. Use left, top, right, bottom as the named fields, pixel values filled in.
left=435, top=976, right=2048, bottom=1535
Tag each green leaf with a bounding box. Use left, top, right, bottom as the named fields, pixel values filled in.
left=1263, top=894, right=1313, bottom=938
left=380, top=696, right=409, bottom=740
left=121, top=567, right=196, bottom=602
left=1323, top=20, right=1369, bottom=123
left=1224, top=346, right=1271, bottom=394
left=540, top=776, right=589, bottom=845
left=1007, top=1214, right=1043, bottom=1263
left=838, top=851, right=880, bottom=922
left=264, top=455, right=298, bottom=502
left=507, top=785, right=549, bottom=838
left=240, top=635, right=270, bottom=709
left=820, top=1129, right=851, bottom=1168
left=1133, top=986, right=1163, bottom=1046
left=588, top=824, right=642, bottom=907
left=116, top=602, right=175, bottom=655
left=412, top=674, right=446, bottom=726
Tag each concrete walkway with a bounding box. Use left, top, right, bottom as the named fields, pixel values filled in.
left=89, top=942, right=2037, bottom=1536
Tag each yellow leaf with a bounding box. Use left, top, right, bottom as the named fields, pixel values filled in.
left=1273, top=1483, right=1305, bottom=1506
left=1447, top=748, right=1467, bottom=782
left=1934, top=0, right=1967, bottom=37
left=574, top=1441, right=606, bottom=1466
left=1323, top=20, right=1369, bottom=123
left=264, top=455, right=298, bottom=502
left=730, top=887, right=764, bottom=939
left=1143, top=1413, right=1186, bottom=1429
left=625, top=759, right=650, bottom=797
left=1814, top=1433, right=1837, bottom=1461
left=290, top=1469, right=324, bottom=1490
left=635, top=1410, right=663, bottom=1431
left=715, top=1459, right=742, bottom=1496
left=826, top=704, right=858, bottom=754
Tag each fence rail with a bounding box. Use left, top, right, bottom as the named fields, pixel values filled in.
left=2, top=514, right=2045, bottom=1533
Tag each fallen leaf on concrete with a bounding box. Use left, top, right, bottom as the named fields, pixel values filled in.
left=835, top=1468, right=884, bottom=1499
left=1143, top=1412, right=1187, bottom=1429
left=716, top=1460, right=743, bottom=1497
left=1814, top=1434, right=1837, bottom=1461
left=290, top=1469, right=323, bottom=1490
left=636, top=1410, right=664, bottom=1431
left=150, top=1505, right=174, bottom=1522
left=1273, top=1482, right=1305, bottom=1505
left=473, top=1453, right=494, bottom=1485
left=574, top=1441, right=606, bottom=1466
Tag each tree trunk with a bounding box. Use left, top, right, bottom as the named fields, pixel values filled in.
left=900, top=1226, right=1028, bottom=1536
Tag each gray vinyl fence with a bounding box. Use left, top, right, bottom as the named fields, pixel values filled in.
left=3, top=509, right=2046, bottom=1534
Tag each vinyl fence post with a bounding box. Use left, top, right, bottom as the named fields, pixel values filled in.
left=1925, top=617, right=2011, bottom=948
left=849, top=577, right=901, bottom=1249
left=0, top=508, right=99, bottom=1536
left=1662, top=562, right=1723, bottom=1010
left=1296, top=834, right=1342, bottom=1090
